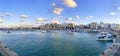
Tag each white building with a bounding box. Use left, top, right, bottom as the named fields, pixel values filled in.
left=89, top=22, right=98, bottom=29
left=100, top=22, right=104, bottom=28
left=110, top=24, right=116, bottom=30
left=114, top=24, right=120, bottom=31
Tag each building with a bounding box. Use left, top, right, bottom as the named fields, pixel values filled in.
left=89, top=22, right=98, bottom=29
left=110, top=23, right=116, bottom=30
left=99, top=22, right=104, bottom=29
left=114, top=24, right=120, bottom=31
left=79, top=24, right=84, bottom=29
left=104, top=23, right=110, bottom=29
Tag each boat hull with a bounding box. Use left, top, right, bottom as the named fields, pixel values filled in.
left=97, top=38, right=113, bottom=41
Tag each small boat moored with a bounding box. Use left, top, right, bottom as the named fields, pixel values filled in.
left=41, top=30, right=47, bottom=33
left=7, top=30, right=11, bottom=33
left=97, top=32, right=114, bottom=41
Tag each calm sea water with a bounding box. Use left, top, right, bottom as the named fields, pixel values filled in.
left=0, top=30, right=112, bottom=56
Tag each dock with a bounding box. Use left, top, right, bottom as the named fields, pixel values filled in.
left=0, top=41, right=18, bottom=56
left=100, top=34, right=120, bottom=56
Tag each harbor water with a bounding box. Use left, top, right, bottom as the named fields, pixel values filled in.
left=0, top=31, right=112, bottom=56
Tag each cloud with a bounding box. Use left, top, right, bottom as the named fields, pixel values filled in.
left=6, top=12, right=11, bottom=16
left=51, top=3, right=56, bottom=7
left=62, top=0, right=77, bottom=8
left=51, top=2, right=64, bottom=15
left=20, top=22, right=25, bottom=26
left=66, top=17, right=72, bottom=21
left=37, top=18, right=45, bottom=22
left=53, top=17, right=58, bottom=19
left=20, top=15, right=28, bottom=19
left=118, top=7, right=120, bottom=10
left=86, top=16, right=93, bottom=19
left=0, top=19, right=3, bottom=23
left=72, top=21, right=77, bottom=25
left=20, top=20, right=25, bottom=22
left=76, top=16, right=80, bottom=19
left=0, top=13, right=3, bottom=17
left=53, top=7, right=64, bottom=15
left=110, top=12, right=116, bottom=16
left=58, top=16, right=63, bottom=18
left=52, top=19, right=61, bottom=24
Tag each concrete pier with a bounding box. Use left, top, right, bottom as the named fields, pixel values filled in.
left=0, top=41, right=18, bottom=56
left=100, top=34, right=120, bottom=56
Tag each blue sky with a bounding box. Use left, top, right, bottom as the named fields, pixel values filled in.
left=0, top=0, right=120, bottom=26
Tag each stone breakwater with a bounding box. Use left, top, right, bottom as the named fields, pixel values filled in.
left=0, top=41, right=18, bottom=56
left=100, top=34, right=120, bottom=56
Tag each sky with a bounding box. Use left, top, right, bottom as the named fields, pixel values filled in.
left=0, top=0, right=120, bottom=26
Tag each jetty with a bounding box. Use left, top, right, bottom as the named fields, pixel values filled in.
left=0, top=41, right=18, bottom=56
left=100, top=33, right=120, bottom=56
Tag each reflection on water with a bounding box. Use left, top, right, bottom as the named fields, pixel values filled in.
left=0, top=32, right=2, bottom=39
left=51, top=32, right=59, bottom=38
left=0, top=31, right=112, bottom=56
left=67, top=32, right=74, bottom=36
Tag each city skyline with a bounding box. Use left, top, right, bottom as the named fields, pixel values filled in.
left=0, top=0, right=120, bottom=26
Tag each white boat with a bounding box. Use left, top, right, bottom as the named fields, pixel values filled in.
left=97, top=32, right=114, bottom=41
left=7, top=30, right=11, bottom=34
left=41, top=30, right=47, bottom=33
left=51, top=30, right=58, bottom=33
